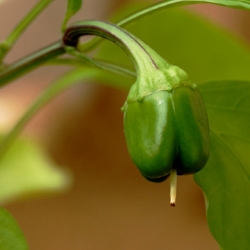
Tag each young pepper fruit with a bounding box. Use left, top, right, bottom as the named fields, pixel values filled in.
left=62, top=20, right=210, bottom=205
left=123, top=76, right=210, bottom=206
left=123, top=84, right=209, bottom=182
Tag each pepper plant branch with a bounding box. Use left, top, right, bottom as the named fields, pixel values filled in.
left=0, top=41, right=65, bottom=87
left=0, top=41, right=135, bottom=88
left=0, top=19, right=157, bottom=88
left=63, top=20, right=163, bottom=76
left=0, top=0, right=55, bottom=62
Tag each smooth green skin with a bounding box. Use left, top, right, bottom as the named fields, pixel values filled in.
left=172, top=86, right=210, bottom=174
left=124, top=91, right=176, bottom=180
left=124, top=86, right=209, bottom=182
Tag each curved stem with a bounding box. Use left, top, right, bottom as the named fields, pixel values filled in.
left=63, top=20, right=169, bottom=77
left=0, top=41, right=65, bottom=87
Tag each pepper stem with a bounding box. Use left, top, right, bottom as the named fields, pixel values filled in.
left=170, top=169, right=177, bottom=207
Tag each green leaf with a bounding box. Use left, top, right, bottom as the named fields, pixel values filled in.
left=62, top=0, right=83, bottom=32
left=0, top=207, right=28, bottom=250
left=97, top=7, right=250, bottom=83
left=194, top=80, right=250, bottom=249
left=0, top=136, right=72, bottom=204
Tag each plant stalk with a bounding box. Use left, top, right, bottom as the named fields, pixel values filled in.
left=0, top=41, right=65, bottom=87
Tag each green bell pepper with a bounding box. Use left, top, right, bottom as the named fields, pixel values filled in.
left=123, top=85, right=209, bottom=183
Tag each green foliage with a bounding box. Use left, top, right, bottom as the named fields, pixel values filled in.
left=195, top=81, right=250, bottom=250
left=0, top=207, right=28, bottom=250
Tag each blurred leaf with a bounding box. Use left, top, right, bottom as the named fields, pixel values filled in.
left=0, top=207, right=28, bottom=250
left=0, top=136, right=72, bottom=204
left=62, top=0, right=83, bottom=32
left=0, top=65, right=132, bottom=204
left=98, top=7, right=250, bottom=83
left=194, top=80, right=250, bottom=249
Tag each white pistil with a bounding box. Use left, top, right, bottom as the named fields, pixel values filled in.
left=170, top=169, right=177, bottom=207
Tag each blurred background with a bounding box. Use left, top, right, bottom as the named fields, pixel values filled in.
left=0, top=0, right=250, bottom=249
